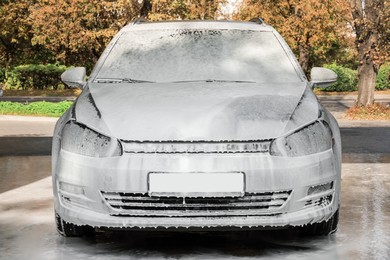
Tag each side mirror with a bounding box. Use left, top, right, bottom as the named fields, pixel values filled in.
left=61, top=67, right=87, bottom=88
left=310, top=67, right=337, bottom=88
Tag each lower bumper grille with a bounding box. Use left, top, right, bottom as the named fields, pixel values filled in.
left=305, top=195, right=333, bottom=207
left=101, top=191, right=292, bottom=217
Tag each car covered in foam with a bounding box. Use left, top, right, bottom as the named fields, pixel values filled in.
left=53, top=19, right=341, bottom=236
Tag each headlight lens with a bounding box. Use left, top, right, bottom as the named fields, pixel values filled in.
left=61, top=121, right=122, bottom=157
left=270, top=121, right=332, bottom=157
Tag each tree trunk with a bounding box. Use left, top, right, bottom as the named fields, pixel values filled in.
left=140, top=0, right=152, bottom=18
left=355, top=26, right=380, bottom=106
left=350, top=0, right=384, bottom=106
left=356, top=59, right=377, bottom=106
left=298, top=42, right=310, bottom=76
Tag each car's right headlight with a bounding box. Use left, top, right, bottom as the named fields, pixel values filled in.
left=269, top=120, right=332, bottom=157
left=61, top=121, right=122, bottom=157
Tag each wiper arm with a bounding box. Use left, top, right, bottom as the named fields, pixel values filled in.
left=171, top=79, right=256, bottom=83
left=206, top=79, right=256, bottom=83
left=95, top=78, right=255, bottom=83
left=120, top=78, right=155, bottom=83
left=95, top=78, right=155, bottom=83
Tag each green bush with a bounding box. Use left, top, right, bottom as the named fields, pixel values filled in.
left=4, top=63, right=70, bottom=90
left=376, top=64, right=390, bottom=90
left=323, top=63, right=358, bottom=92
left=0, top=101, right=73, bottom=117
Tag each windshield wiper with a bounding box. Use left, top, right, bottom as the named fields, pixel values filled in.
left=120, top=78, right=155, bottom=83
left=95, top=78, right=255, bottom=84
left=170, top=79, right=256, bottom=83
left=95, top=78, right=155, bottom=83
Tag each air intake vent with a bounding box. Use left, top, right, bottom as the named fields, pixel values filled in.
left=101, top=190, right=292, bottom=217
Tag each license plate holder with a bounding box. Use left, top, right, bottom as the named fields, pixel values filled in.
left=148, top=172, right=245, bottom=197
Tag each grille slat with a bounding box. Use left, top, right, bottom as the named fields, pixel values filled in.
left=101, top=191, right=292, bottom=217
left=103, top=193, right=290, bottom=202
left=106, top=199, right=286, bottom=208
left=109, top=207, right=283, bottom=217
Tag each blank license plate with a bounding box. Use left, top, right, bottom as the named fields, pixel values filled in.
left=148, top=172, right=244, bottom=197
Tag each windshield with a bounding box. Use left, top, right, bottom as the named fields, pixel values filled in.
left=95, top=29, right=302, bottom=83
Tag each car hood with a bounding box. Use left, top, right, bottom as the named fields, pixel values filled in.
left=81, top=82, right=316, bottom=141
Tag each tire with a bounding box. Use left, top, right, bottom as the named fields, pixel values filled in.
left=55, top=211, right=94, bottom=237
left=301, top=209, right=339, bottom=236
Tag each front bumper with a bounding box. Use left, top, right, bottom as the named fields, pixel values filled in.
left=53, top=149, right=340, bottom=229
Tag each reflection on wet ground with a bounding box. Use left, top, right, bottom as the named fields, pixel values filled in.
left=0, top=156, right=51, bottom=193
left=50, top=229, right=341, bottom=259
left=0, top=137, right=52, bottom=156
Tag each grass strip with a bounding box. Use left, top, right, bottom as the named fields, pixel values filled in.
left=0, top=101, right=73, bottom=117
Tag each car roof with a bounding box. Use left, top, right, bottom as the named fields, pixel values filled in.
left=122, top=19, right=275, bottom=32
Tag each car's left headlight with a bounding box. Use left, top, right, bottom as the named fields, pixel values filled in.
left=61, top=121, right=122, bottom=157
left=269, top=120, right=332, bottom=157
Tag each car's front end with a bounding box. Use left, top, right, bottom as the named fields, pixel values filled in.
left=54, top=142, right=339, bottom=230
left=53, top=20, right=341, bottom=235
left=52, top=83, right=341, bottom=231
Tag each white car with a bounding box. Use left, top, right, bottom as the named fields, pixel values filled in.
left=53, top=19, right=341, bottom=237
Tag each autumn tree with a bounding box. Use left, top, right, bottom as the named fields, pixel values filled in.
left=149, top=0, right=226, bottom=20
left=349, top=0, right=389, bottom=106
left=30, top=0, right=146, bottom=67
left=148, top=0, right=187, bottom=20
left=0, top=0, right=43, bottom=67
left=187, top=0, right=226, bottom=19
left=236, top=0, right=351, bottom=74
left=382, top=1, right=390, bottom=58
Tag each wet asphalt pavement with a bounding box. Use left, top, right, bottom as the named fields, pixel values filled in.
left=0, top=119, right=390, bottom=259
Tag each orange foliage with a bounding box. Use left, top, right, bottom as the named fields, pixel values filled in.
left=0, top=0, right=35, bottom=66
left=149, top=0, right=226, bottom=21
left=236, top=0, right=352, bottom=72
left=30, top=0, right=144, bottom=66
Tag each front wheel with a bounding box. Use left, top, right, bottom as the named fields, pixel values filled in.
left=301, top=209, right=339, bottom=236
left=55, top=211, right=94, bottom=237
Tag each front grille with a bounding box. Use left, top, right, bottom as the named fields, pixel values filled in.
left=101, top=191, right=292, bottom=217
left=121, top=140, right=271, bottom=154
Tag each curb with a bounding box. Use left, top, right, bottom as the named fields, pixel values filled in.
left=0, top=115, right=59, bottom=122
left=317, top=94, right=390, bottom=101
left=0, top=96, right=76, bottom=102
